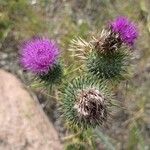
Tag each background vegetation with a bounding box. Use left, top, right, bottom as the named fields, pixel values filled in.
left=0, top=0, right=150, bottom=149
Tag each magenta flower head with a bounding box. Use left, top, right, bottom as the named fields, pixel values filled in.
left=20, top=37, right=59, bottom=74
left=110, top=16, right=138, bottom=46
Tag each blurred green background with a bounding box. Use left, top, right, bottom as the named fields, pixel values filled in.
left=0, top=0, right=150, bottom=149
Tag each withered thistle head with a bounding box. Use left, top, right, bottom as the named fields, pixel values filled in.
left=61, top=77, right=112, bottom=129
left=93, top=29, right=122, bottom=54
left=74, top=88, right=107, bottom=125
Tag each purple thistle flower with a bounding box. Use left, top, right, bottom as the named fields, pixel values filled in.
left=110, top=16, right=138, bottom=46
left=20, top=37, right=59, bottom=74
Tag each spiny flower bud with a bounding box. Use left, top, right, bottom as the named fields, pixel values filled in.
left=61, top=77, right=112, bottom=129
left=87, top=50, right=129, bottom=80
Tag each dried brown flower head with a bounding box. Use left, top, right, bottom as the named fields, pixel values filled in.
left=93, top=29, right=122, bottom=54
left=74, top=88, right=108, bottom=125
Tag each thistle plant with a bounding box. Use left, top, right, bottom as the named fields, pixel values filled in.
left=20, top=16, right=138, bottom=149
left=20, top=37, right=63, bottom=86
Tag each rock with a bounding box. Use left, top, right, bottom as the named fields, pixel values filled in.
left=0, top=70, right=62, bottom=150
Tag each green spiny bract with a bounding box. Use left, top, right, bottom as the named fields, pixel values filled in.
left=61, top=76, right=113, bottom=130
left=87, top=49, right=130, bottom=81
left=38, top=63, right=63, bottom=87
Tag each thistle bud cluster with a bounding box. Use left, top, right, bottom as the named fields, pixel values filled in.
left=20, top=16, right=138, bottom=130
